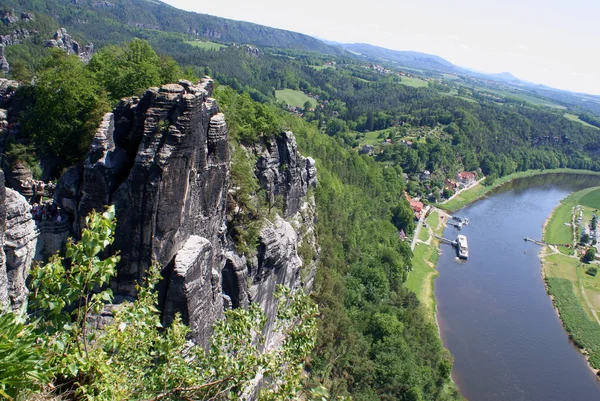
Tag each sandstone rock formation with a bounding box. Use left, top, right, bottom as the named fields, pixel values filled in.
left=45, top=28, right=94, bottom=63
left=0, top=45, right=9, bottom=74
left=49, top=77, right=318, bottom=347
left=0, top=184, right=38, bottom=312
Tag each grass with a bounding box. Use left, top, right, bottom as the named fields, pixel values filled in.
left=438, top=183, right=488, bottom=212
left=564, top=113, right=599, bottom=129
left=406, top=243, right=438, bottom=321
left=399, top=76, right=429, bottom=88
left=406, top=209, right=445, bottom=322
left=545, top=278, right=600, bottom=368
left=275, top=89, right=317, bottom=108
left=544, top=203, right=574, bottom=250
left=418, top=224, right=430, bottom=241
left=439, top=169, right=600, bottom=213
left=184, top=40, right=227, bottom=50
left=579, top=187, right=600, bottom=209
left=357, top=129, right=390, bottom=146
left=541, top=186, right=600, bottom=370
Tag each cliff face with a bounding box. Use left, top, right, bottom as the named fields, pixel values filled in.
left=0, top=175, right=38, bottom=312
left=51, top=78, right=317, bottom=345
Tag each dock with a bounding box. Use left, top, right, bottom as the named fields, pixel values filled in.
left=435, top=234, right=457, bottom=247
left=524, top=237, right=545, bottom=246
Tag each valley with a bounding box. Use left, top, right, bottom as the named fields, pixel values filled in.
left=0, top=0, right=599, bottom=400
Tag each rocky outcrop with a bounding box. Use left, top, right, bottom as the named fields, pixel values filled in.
left=0, top=45, right=8, bottom=74
left=0, top=171, right=7, bottom=311
left=49, top=77, right=318, bottom=346
left=45, top=28, right=94, bottom=63
left=0, top=11, right=18, bottom=25
left=55, top=78, right=229, bottom=343
left=2, top=188, right=38, bottom=311
left=256, top=131, right=317, bottom=217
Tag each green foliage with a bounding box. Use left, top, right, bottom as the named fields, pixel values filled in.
left=21, top=205, right=317, bottom=400
left=228, top=144, right=264, bottom=256
left=19, top=50, right=108, bottom=173
left=29, top=205, right=120, bottom=392
left=217, top=87, right=283, bottom=144
left=545, top=278, right=600, bottom=368
left=583, top=248, right=596, bottom=263
left=0, top=312, right=48, bottom=400
left=391, top=199, right=416, bottom=235
left=586, top=267, right=598, bottom=276
left=3, top=143, right=42, bottom=179
left=88, top=39, right=180, bottom=101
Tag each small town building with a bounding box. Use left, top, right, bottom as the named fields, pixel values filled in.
left=456, top=171, right=476, bottom=185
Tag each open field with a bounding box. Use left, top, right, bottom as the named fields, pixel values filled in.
left=579, top=187, right=600, bottom=209
left=545, top=278, right=600, bottom=368
left=406, top=210, right=445, bottom=321
left=275, top=89, right=317, bottom=108
left=564, top=113, right=599, bottom=129
left=406, top=244, right=438, bottom=321
left=438, top=183, right=488, bottom=212
left=542, top=186, right=600, bottom=370
left=357, top=129, right=389, bottom=145
left=184, top=40, right=227, bottom=50
left=544, top=203, right=574, bottom=250
left=399, top=76, right=429, bottom=88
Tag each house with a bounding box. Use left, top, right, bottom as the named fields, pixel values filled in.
left=445, top=178, right=459, bottom=190
left=456, top=171, right=476, bottom=186
left=410, top=200, right=425, bottom=219
left=404, top=192, right=425, bottom=219
left=398, top=230, right=407, bottom=240
left=420, top=170, right=431, bottom=181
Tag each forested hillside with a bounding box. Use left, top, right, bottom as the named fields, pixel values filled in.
left=0, top=0, right=340, bottom=53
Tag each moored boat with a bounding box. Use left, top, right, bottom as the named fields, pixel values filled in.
left=456, top=234, right=468, bottom=259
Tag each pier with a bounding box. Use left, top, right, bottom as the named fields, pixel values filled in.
left=524, top=237, right=545, bottom=246
left=435, top=234, right=457, bottom=247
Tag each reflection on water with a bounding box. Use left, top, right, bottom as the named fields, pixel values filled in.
left=435, top=174, right=600, bottom=401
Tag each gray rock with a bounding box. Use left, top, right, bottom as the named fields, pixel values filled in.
left=0, top=171, right=7, bottom=311
left=162, top=235, right=222, bottom=341
left=45, top=28, right=94, bottom=63
left=20, top=13, right=35, bottom=23
left=256, top=131, right=317, bottom=217
left=45, top=77, right=320, bottom=349
left=0, top=11, right=18, bottom=25
left=4, top=188, right=37, bottom=311
left=0, top=45, right=8, bottom=74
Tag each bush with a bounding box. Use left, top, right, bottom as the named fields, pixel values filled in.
left=583, top=248, right=596, bottom=263
left=586, top=267, right=598, bottom=276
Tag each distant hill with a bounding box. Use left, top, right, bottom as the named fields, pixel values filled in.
left=0, top=0, right=341, bottom=54
left=338, top=42, right=457, bottom=72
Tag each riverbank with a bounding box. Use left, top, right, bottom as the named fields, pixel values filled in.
left=540, top=187, right=600, bottom=373
left=439, top=169, right=600, bottom=213
left=406, top=208, right=448, bottom=321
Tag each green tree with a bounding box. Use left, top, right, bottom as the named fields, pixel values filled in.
left=583, top=248, right=596, bottom=263
left=392, top=199, right=416, bottom=234
left=19, top=50, right=108, bottom=172
left=89, top=39, right=170, bottom=101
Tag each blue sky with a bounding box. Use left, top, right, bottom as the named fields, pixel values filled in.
left=162, top=0, right=600, bottom=95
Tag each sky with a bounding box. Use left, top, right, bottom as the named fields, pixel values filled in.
left=161, top=0, right=600, bottom=95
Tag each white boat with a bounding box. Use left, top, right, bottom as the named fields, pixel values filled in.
left=456, top=235, right=469, bottom=259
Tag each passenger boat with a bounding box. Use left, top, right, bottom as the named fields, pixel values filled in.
left=456, top=235, right=469, bottom=259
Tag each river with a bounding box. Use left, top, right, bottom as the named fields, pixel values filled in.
left=435, top=174, right=600, bottom=401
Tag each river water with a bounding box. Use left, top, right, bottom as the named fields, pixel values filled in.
left=435, top=174, right=600, bottom=401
